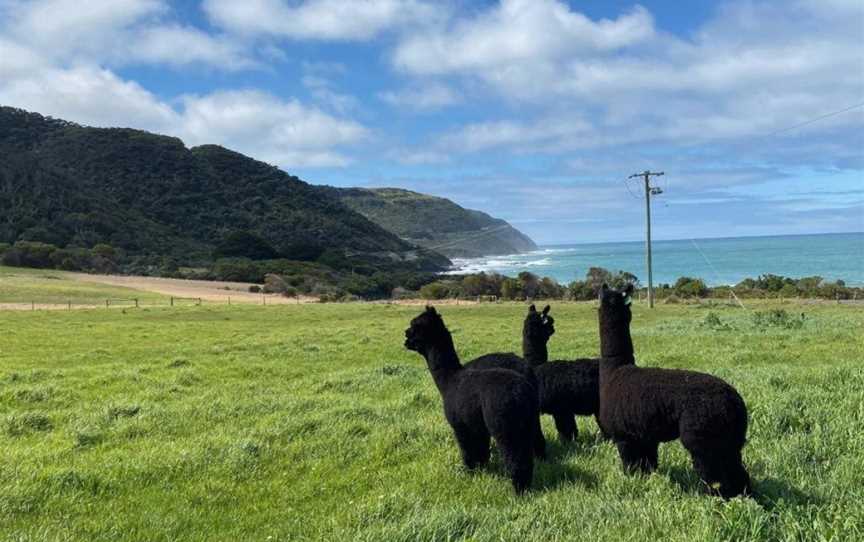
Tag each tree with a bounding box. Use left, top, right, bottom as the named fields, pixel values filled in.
left=420, top=282, right=451, bottom=300
left=501, top=277, right=520, bottom=300
left=674, top=277, right=708, bottom=298
left=214, top=230, right=278, bottom=261
left=518, top=271, right=539, bottom=299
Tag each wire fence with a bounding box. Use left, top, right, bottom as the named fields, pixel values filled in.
left=0, top=294, right=317, bottom=311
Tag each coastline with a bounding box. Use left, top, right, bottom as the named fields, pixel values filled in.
left=444, top=232, right=864, bottom=287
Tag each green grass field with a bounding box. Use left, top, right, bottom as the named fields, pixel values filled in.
left=1, top=300, right=862, bottom=541
left=0, top=266, right=167, bottom=305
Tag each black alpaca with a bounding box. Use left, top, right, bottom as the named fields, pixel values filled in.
left=462, top=355, right=546, bottom=458
left=597, top=284, right=751, bottom=498
left=522, top=304, right=603, bottom=442
left=404, top=306, right=539, bottom=493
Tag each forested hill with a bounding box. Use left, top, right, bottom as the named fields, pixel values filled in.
left=0, top=106, right=447, bottom=272
left=320, top=187, right=538, bottom=258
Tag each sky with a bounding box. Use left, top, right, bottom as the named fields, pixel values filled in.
left=1, top=0, right=862, bottom=245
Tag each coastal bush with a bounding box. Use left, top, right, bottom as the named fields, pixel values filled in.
left=419, top=281, right=452, bottom=300
left=674, top=277, right=709, bottom=298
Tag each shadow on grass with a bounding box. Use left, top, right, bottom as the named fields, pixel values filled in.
left=661, top=466, right=819, bottom=507
left=752, top=477, right=820, bottom=509
left=532, top=461, right=598, bottom=492
left=479, top=438, right=600, bottom=493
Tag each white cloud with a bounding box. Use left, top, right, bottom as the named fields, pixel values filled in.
left=301, top=75, right=359, bottom=114
left=178, top=90, right=368, bottom=166
left=392, top=0, right=654, bottom=74
left=379, top=84, right=460, bottom=110
left=128, top=25, right=256, bottom=70
left=393, top=0, right=863, bottom=160
left=203, top=0, right=442, bottom=40
left=0, top=0, right=254, bottom=69
left=438, top=116, right=592, bottom=153
left=0, top=64, right=178, bottom=130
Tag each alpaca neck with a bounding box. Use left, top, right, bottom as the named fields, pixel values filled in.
left=423, top=336, right=462, bottom=393
left=522, top=339, right=548, bottom=366
left=599, top=318, right=634, bottom=375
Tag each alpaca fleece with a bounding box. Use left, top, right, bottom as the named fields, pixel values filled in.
left=463, top=351, right=546, bottom=458
left=522, top=304, right=604, bottom=441
left=597, top=284, right=751, bottom=499
left=405, top=306, right=539, bottom=493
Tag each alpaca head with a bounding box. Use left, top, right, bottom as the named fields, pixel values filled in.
left=598, top=283, right=634, bottom=323
left=598, top=283, right=635, bottom=359
left=524, top=304, right=555, bottom=343
left=404, top=305, right=452, bottom=355
left=522, top=304, right=554, bottom=365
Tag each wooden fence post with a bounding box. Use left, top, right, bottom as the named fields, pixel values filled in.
left=135, top=298, right=139, bottom=308
left=68, top=301, right=71, bottom=311
left=170, top=296, right=174, bottom=307
left=106, top=299, right=109, bottom=308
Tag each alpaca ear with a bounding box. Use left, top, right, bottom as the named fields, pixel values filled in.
left=528, top=304, right=536, bottom=312
left=542, top=305, right=551, bottom=316
left=425, top=305, right=437, bottom=315
left=599, top=283, right=609, bottom=301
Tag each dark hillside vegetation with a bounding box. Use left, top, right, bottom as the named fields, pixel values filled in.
left=0, top=107, right=448, bottom=276
left=321, top=186, right=537, bottom=258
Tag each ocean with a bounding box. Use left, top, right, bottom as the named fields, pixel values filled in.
left=448, top=232, right=864, bottom=287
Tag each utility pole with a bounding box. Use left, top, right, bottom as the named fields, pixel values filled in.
left=628, top=170, right=664, bottom=308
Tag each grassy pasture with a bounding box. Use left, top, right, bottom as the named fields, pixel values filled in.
left=0, top=300, right=862, bottom=541
left=0, top=266, right=167, bottom=305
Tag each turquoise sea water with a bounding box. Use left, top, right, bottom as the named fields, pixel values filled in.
left=448, top=233, right=864, bottom=286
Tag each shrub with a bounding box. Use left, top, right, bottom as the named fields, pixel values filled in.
left=391, top=287, right=416, bottom=300
left=213, top=258, right=263, bottom=283
left=701, top=312, right=731, bottom=331
left=2, top=241, right=58, bottom=268
left=500, top=277, right=520, bottom=300
left=779, top=283, right=799, bottom=298
left=751, top=309, right=806, bottom=330
left=248, top=285, right=261, bottom=293
left=263, top=273, right=289, bottom=294
left=674, top=277, right=708, bottom=298
left=420, top=281, right=451, bottom=300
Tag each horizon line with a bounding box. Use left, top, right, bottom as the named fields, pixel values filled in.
left=540, top=230, right=864, bottom=248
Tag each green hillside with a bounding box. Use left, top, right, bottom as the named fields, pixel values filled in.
left=321, top=187, right=538, bottom=258
left=0, top=107, right=447, bottom=273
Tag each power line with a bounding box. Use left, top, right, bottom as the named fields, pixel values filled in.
left=689, top=239, right=746, bottom=309
left=761, top=100, right=864, bottom=139
left=623, top=177, right=642, bottom=200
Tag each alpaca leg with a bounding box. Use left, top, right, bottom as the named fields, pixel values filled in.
left=642, top=441, right=659, bottom=472
left=498, top=438, right=534, bottom=494
left=594, top=414, right=611, bottom=440
left=532, top=416, right=547, bottom=460
left=552, top=412, right=577, bottom=442
left=452, top=424, right=490, bottom=470
left=616, top=440, right=655, bottom=474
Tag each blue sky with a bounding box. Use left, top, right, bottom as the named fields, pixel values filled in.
left=1, top=0, right=862, bottom=244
